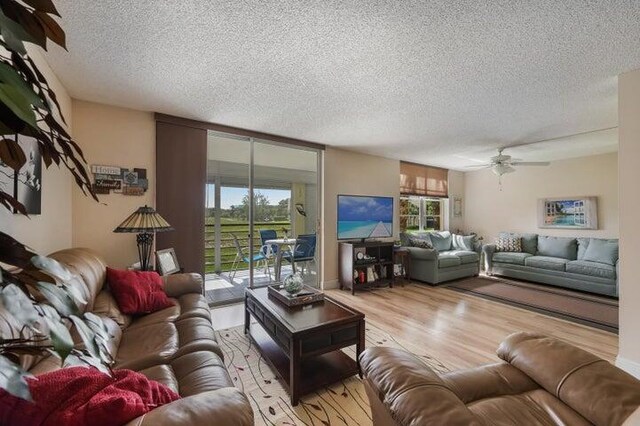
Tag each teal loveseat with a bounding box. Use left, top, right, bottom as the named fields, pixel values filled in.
left=483, top=233, right=619, bottom=297
left=400, top=231, right=481, bottom=284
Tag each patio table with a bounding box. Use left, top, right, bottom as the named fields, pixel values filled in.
left=265, top=238, right=298, bottom=281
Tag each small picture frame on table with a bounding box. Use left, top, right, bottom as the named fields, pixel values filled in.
left=156, top=248, right=180, bottom=275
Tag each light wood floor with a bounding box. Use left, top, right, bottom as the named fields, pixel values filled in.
left=325, top=283, right=618, bottom=369
left=212, top=282, right=618, bottom=370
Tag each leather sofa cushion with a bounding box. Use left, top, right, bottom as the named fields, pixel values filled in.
left=468, top=389, right=591, bottom=425
left=582, top=238, right=619, bottom=266
left=115, top=316, right=221, bottom=370
left=536, top=236, right=578, bottom=260
left=438, top=253, right=462, bottom=268
left=445, top=250, right=479, bottom=265
left=48, top=248, right=107, bottom=311
left=137, top=352, right=233, bottom=397
left=498, top=333, right=640, bottom=426
left=499, top=232, right=538, bottom=255
left=524, top=256, right=569, bottom=271
left=566, top=260, right=616, bottom=279
left=492, top=252, right=532, bottom=265
left=93, top=290, right=132, bottom=329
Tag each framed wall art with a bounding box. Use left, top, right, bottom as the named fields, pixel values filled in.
left=537, top=196, right=598, bottom=229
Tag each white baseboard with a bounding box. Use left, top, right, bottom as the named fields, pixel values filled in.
left=616, top=356, right=640, bottom=379
left=322, top=279, right=339, bottom=290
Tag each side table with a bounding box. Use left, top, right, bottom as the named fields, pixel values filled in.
left=393, top=248, right=411, bottom=285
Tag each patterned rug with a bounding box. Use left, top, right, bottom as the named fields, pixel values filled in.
left=215, top=322, right=449, bottom=426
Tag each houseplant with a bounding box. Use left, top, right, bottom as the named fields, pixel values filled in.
left=0, top=0, right=109, bottom=401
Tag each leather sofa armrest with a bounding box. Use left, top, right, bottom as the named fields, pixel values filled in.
left=482, top=244, right=496, bottom=272
left=441, top=362, right=539, bottom=404
left=405, top=246, right=438, bottom=261
left=124, top=388, right=253, bottom=426
left=360, top=347, right=481, bottom=425
left=162, top=273, right=204, bottom=297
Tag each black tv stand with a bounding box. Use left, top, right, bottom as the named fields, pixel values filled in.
left=338, top=241, right=394, bottom=295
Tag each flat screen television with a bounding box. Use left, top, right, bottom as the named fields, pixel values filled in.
left=337, top=195, right=394, bottom=240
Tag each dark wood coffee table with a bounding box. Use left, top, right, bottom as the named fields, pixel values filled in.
left=244, top=287, right=365, bottom=406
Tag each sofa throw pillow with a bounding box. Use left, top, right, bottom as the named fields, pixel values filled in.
left=453, top=234, right=476, bottom=251
left=495, top=236, right=522, bottom=252
left=429, top=231, right=452, bottom=251
left=106, top=268, right=174, bottom=315
left=0, top=367, right=180, bottom=426
left=537, top=236, right=578, bottom=260
left=582, top=238, right=619, bottom=266
left=408, top=236, right=434, bottom=249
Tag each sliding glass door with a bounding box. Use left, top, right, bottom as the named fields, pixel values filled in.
left=205, top=132, right=320, bottom=305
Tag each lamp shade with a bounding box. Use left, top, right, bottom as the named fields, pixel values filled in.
left=114, top=205, right=173, bottom=233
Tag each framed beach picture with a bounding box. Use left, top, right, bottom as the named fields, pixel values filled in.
left=537, top=197, right=598, bottom=229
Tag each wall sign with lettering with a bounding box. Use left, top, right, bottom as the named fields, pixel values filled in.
left=90, top=165, right=148, bottom=196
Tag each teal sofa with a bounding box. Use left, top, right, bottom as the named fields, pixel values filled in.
left=483, top=233, right=619, bottom=297
left=400, top=231, right=481, bottom=284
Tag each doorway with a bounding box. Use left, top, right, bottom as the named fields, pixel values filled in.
left=204, top=132, right=321, bottom=306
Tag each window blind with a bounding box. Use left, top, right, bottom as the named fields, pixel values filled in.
left=400, top=161, right=448, bottom=197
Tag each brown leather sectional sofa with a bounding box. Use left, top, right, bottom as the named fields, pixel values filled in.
left=0, top=248, right=253, bottom=425
left=360, top=332, right=640, bottom=426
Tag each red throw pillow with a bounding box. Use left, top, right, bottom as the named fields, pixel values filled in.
left=0, top=367, right=180, bottom=426
left=106, top=267, right=174, bottom=314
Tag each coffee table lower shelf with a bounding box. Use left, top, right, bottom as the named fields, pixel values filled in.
left=247, top=322, right=359, bottom=405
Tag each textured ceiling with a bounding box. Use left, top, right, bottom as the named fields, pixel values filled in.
left=44, top=1, right=638, bottom=169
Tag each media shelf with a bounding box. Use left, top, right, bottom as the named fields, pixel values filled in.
left=338, top=241, right=395, bottom=295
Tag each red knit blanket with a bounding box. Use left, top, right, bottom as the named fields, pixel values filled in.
left=0, top=366, right=180, bottom=426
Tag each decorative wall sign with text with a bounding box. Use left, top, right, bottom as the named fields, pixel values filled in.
left=91, top=165, right=148, bottom=196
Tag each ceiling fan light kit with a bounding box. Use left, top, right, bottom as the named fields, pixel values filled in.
left=466, top=147, right=551, bottom=188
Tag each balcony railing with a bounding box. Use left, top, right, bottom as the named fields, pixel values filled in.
left=204, top=220, right=290, bottom=273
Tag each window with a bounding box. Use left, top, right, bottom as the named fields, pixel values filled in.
left=400, top=197, right=447, bottom=232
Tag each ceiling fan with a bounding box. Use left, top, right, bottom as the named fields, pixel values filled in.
left=465, top=148, right=550, bottom=176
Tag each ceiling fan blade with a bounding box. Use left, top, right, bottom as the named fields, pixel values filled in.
left=464, top=164, right=492, bottom=169
left=510, top=161, right=550, bottom=166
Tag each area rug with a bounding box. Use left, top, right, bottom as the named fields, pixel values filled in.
left=445, top=276, right=618, bottom=332
left=215, top=323, right=449, bottom=426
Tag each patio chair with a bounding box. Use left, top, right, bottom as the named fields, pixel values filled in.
left=230, top=233, right=272, bottom=281
left=283, top=233, right=317, bottom=276
left=259, top=229, right=279, bottom=257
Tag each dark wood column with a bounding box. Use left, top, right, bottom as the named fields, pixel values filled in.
left=155, top=121, right=207, bottom=276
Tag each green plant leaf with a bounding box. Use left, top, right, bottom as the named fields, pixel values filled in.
left=0, top=83, right=38, bottom=128
left=0, top=61, right=46, bottom=109
left=30, top=255, right=72, bottom=281
left=40, top=305, right=73, bottom=361
left=0, top=1, right=47, bottom=49
left=0, top=137, right=26, bottom=170
left=0, top=283, right=40, bottom=326
left=0, top=355, right=32, bottom=401
left=35, top=281, right=80, bottom=317
left=0, top=9, right=32, bottom=54
left=69, top=315, right=101, bottom=360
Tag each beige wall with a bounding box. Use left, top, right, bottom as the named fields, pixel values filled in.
left=617, top=68, right=640, bottom=378
left=0, top=49, right=74, bottom=254
left=71, top=100, right=155, bottom=268
left=463, top=153, right=619, bottom=243
left=448, top=170, right=465, bottom=232
left=321, top=147, right=400, bottom=288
